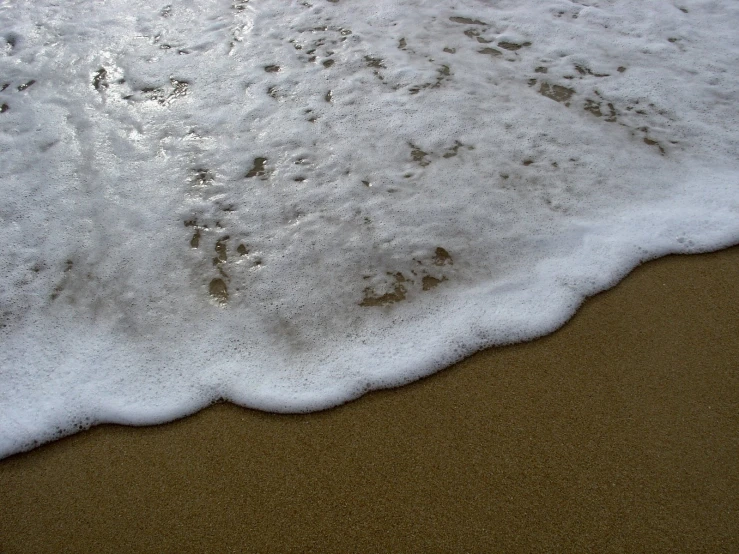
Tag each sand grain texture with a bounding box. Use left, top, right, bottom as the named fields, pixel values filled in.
left=1, top=246, right=738, bottom=553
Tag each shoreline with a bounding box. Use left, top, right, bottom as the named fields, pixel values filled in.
left=2, top=246, right=738, bottom=552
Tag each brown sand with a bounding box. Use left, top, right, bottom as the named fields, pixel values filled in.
left=1, top=247, right=738, bottom=553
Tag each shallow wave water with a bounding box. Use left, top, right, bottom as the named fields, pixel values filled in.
left=1, top=0, right=738, bottom=457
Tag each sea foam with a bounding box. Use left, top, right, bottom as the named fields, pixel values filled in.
left=1, top=0, right=738, bottom=457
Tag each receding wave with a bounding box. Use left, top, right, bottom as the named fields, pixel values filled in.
left=1, top=0, right=738, bottom=457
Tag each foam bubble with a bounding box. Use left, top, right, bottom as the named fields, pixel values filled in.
left=1, top=0, right=738, bottom=457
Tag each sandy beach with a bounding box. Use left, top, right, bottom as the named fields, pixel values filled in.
left=1, top=245, right=738, bottom=553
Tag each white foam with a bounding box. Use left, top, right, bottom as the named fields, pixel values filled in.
left=1, top=0, right=738, bottom=457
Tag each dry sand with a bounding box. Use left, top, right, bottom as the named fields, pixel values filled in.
left=1, top=246, right=738, bottom=553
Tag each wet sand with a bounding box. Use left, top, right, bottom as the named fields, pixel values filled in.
left=1, top=246, right=738, bottom=553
